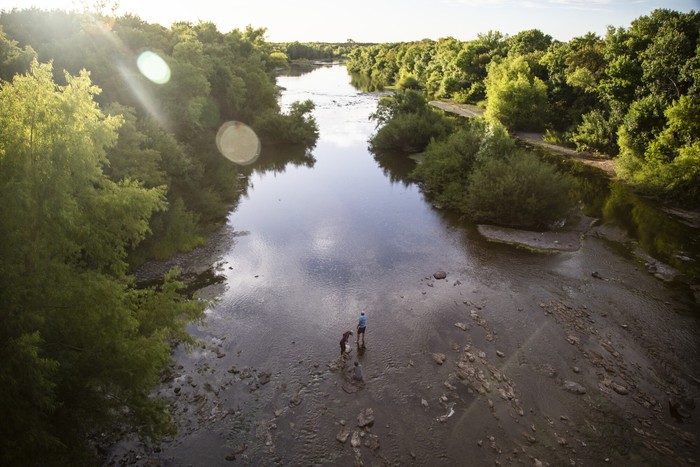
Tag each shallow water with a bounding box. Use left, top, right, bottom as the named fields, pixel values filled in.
left=110, top=64, right=699, bottom=466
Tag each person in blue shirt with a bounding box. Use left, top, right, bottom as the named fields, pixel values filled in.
left=356, top=312, right=367, bottom=346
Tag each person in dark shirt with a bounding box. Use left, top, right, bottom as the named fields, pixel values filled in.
left=340, top=330, right=353, bottom=357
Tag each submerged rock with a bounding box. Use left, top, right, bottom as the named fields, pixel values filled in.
left=336, top=428, right=351, bottom=443
left=563, top=381, right=587, bottom=395
left=433, top=271, right=447, bottom=280
left=357, top=408, right=375, bottom=428
left=432, top=353, right=447, bottom=365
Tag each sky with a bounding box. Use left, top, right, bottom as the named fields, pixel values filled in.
left=0, top=0, right=697, bottom=43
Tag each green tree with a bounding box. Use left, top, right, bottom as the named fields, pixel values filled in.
left=485, top=55, right=549, bottom=131
left=0, top=61, right=205, bottom=463
left=412, top=118, right=514, bottom=208
left=464, top=151, right=575, bottom=227
left=369, top=89, right=454, bottom=152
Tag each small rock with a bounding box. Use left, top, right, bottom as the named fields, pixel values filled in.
left=496, top=350, right=505, bottom=358
left=566, top=335, right=580, bottom=345
left=274, top=409, right=284, bottom=417
left=592, top=271, right=603, bottom=279
left=232, top=443, right=247, bottom=455
left=289, top=393, right=303, bottom=407
left=336, top=428, right=350, bottom=443
left=434, top=271, right=447, bottom=280
left=454, top=322, right=468, bottom=331
left=477, top=439, right=484, bottom=447
left=174, top=387, right=181, bottom=394
left=357, top=408, right=375, bottom=428
left=572, top=366, right=581, bottom=374
left=225, top=454, right=236, bottom=462
left=350, top=431, right=361, bottom=447
left=563, top=381, right=587, bottom=395
left=363, top=434, right=380, bottom=450
left=421, top=398, right=429, bottom=408
left=611, top=382, right=629, bottom=395
left=432, top=353, right=447, bottom=365
left=258, top=372, right=271, bottom=385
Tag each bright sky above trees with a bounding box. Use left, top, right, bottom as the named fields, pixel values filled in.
left=0, top=0, right=697, bottom=42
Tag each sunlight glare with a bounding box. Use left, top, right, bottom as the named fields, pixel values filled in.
left=216, top=121, right=261, bottom=166
left=136, top=50, right=170, bottom=84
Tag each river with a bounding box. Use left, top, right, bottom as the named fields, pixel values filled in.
left=109, top=64, right=699, bottom=466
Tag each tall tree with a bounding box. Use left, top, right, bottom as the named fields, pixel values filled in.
left=0, top=61, right=205, bottom=464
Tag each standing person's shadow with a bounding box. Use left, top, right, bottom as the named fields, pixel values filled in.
left=357, top=342, right=366, bottom=356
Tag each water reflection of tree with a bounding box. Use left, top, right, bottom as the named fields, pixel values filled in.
left=601, top=184, right=698, bottom=277
left=372, top=149, right=416, bottom=187
left=533, top=148, right=698, bottom=279
left=244, top=144, right=316, bottom=176
left=349, top=72, right=386, bottom=92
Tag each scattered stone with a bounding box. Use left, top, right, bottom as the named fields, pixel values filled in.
left=232, top=443, right=247, bottom=455
left=434, top=271, right=447, bottom=280
left=563, top=381, right=587, bottom=395
left=225, top=454, right=236, bottom=462
left=454, top=322, right=468, bottom=331
left=566, top=335, right=580, bottom=345
left=363, top=434, right=380, bottom=450
left=592, top=271, right=603, bottom=279
left=258, top=372, right=271, bottom=385
left=289, top=393, right=303, bottom=407
left=611, top=382, right=629, bottom=395
left=496, top=350, right=505, bottom=358
left=432, top=353, right=447, bottom=365
left=357, top=408, right=375, bottom=428
left=421, top=398, right=429, bottom=408
left=350, top=431, right=361, bottom=448
left=477, top=439, right=483, bottom=447
left=274, top=409, right=284, bottom=417
left=336, top=428, right=351, bottom=443
left=174, top=387, right=181, bottom=394
left=572, top=366, right=581, bottom=374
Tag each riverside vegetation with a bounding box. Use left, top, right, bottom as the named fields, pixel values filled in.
left=0, top=7, right=319, bottom=465
left=349, top=8, right=700, bottom=209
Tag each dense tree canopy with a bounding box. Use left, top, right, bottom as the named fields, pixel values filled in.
left=347, top=8, right=699, bottom=206
left=0, top=8, right=320, bottom=260
left=0, top=61, right=205, bottom=464
left=0, top=7, right=321, bottom=463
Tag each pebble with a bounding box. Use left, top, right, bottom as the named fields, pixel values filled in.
left=432, top=353, right=447, bottom=365
left=563, top=381, right=587, bottom=395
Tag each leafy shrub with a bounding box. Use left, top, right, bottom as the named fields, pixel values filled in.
left=369, top=89, right=453, bottom=152
left=464, top=150, right=576, bottom=227
left=412, top=118, right=514, bottom=208
left=253, top=100, right=319, bottom=146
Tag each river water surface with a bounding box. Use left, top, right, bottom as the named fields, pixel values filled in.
left=111, top=64, right=699, bottom=466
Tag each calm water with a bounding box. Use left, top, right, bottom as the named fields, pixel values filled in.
left=128, top=64, right=698, bottom=466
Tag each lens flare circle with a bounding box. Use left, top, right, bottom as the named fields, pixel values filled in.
left=216, top=121, right=261, bottom=165
left=136, top=50, right=171, bottom=84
